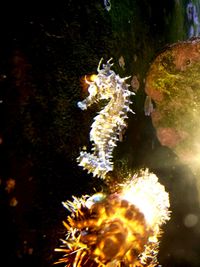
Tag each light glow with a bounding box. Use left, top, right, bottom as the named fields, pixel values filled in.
left=121, top=169, right=170, bottom=229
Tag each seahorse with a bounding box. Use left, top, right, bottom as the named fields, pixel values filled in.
left=77, top=58, right=135, bottom=179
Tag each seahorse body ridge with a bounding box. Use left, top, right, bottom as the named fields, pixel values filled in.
left=77, top=58, right=135, bottom=179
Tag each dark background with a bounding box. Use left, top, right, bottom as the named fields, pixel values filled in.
left=1, top=1, right=200, bottom=266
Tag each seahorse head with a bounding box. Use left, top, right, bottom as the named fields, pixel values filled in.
left=77, top=59, right=115, bottom=110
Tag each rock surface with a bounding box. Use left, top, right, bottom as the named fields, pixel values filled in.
left=145, top=38, right=200, bottom=171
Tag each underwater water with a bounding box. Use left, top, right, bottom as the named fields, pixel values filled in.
left=1, top=0, right=200, bottom=266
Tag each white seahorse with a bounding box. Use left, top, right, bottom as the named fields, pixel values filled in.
left=77, top=58, right=135, bottom=179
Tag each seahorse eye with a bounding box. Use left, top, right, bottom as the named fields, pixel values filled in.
left=90, top=74, right=97, bottom=81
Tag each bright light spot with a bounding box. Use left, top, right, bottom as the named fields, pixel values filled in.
left=184, top=213, right=198, bottom=228
left=121, top=169, right=171, bottom=230
left=89, top=74, right=97, bottom=82
left=88, top=84, right=97, bottom=95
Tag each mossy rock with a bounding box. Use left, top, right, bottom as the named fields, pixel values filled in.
left=145, top=37, right=200, bottom=171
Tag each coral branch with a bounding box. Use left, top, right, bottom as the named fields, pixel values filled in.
left=55, top=169, right=170, bottom=267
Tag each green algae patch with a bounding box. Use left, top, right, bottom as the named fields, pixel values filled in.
left=145, top=38, right=200, bottom=168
